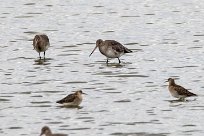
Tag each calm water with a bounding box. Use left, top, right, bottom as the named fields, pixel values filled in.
left=0, top=0, right=204, bottom=136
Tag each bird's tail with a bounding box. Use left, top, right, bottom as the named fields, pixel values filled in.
left=188, top=91, right=197, bottom=97
left=124, top=47, right=132, bottom=53
left=56, top=100, right=63, bottom=104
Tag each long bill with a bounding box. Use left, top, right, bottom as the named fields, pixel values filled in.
left=164, top=80, right=168, bottom=83
left=89, top=45, right=98, bottom=57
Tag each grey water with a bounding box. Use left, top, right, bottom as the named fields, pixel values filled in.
left=0, top=0, right=204, bottom=136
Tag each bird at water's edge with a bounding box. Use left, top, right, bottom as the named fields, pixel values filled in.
left=166, top=78, right=197, bottom=101
left=33, top=34, right=50, bottom=59
left=56, top=90, right=86, bottom=106
left=89, top=39, right=132, bottom=64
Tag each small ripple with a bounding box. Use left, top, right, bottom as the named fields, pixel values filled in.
left=15, top=15, right=33, bottom=18
left=30, top=101, right=51, bottom=104
left=62, top=81, right=87, bottom=84
left=31, top=95, right=43, bottom=97
left=24, top=3, right=35, bottom=5
left=26, top=12, right=42, bottom=15
left=92, top=12, right=103, bottom=15
left=108, top=11, right=117, bottom=14
left=182, top=124, right=196, bottom=127
left=36, top=91, right=62, bottom=93
left=114, top=99, right=131, bottom=103
left=103, top=30, right=115, bottom=33
left=120, top=15, right=140, bottom=18
left=76, top=117, right=94, bottom=120
left=109, top=74, right=149, bottom=78
left=110, top=132, right=168, bottom=136
left=0, top=98, right=10, bottom=102
left=72, top=13, right=80, bottom=16
left=93, top=5, right=104, bottom=8
left=144, top=13, right=155, bottom=15
left=46, top=5, right=53, bottom=7
left=44, top=29, right=58, bottom=32
left=48, top=121, right=63, bottom=124
left=63, top=127, right=90, bottom=130
left=146, top=22, right=154, bottom=24
left=105, top=91, right=122, bottom=94
left=24, top=31, right=38, bottom=35
left=193, top=34, right=204, bottom=37
left=188, top=46, right=202, bottom=49
left=8, top=127, right=23, bottom=129
left=103, top=88, right=116, bottom=90
left=27, top=105, right=51, bottom=107
left=76, top=42, right=95, bottom=45
left=124, top=42, right=139, bottom=45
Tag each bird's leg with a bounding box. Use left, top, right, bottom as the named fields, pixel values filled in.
left=106, top=58, right=109, bottom=64
left=179, top=97, right=185, bottom=101
left=44, top=51, right=46, bottom=60
left=117, top=58, right=121, bottom=63
left=39, top=52, right=41, bottom=59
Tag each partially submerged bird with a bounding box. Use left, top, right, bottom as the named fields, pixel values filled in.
left=33, top=34, right=50, bottom=59
left=40, top=126, right=67, bottom=136
left=166, top=78, right=197, bottom=101
left=56, top=90, right=86, bottom=106
left=89, top=39, right=132, bottom=64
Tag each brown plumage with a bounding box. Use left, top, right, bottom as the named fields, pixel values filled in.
left=33, top=34, right=50, bottom=59
left=56, top=90, right=86, bottom=106
left=166, top=78, right=197, bottom=100
left=40, top=126, right=67, bottom=136
left=89, top=39, right=132, bottom=64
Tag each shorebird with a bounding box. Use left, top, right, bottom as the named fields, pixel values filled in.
left=166, top=78, right=197, bottom=100
left=33, top=34, right=50, bottom=59
left=56, top=90, right=86, bottom=106
left=40, top=126, right=67, bottom=136
left=89, top=39, right=132, bottom=64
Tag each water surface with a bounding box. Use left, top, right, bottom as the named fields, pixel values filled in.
left=0, top=0, right=204, bottom=136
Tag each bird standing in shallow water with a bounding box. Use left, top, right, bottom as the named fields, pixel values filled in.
left=166, top=78, right=197, bottom=101
left=33, top=34, right=50, bottom=59
left=40, top=126, right=67, bottom=136
left=56, top=90, right=86, bottom=106
left=89, top=39, right=132, bottom=64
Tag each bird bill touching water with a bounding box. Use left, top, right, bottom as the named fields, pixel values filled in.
left=33, top=34, right=50, bottom=59
left=89, top=39, right=132, bottom=64
left=56, top=90, right=86, bottom=107
left=166, top=78, right=197, bottom=101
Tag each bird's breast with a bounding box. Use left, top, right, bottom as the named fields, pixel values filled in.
left=99, top=46, right=123, bottom=58
left=169, top=86, right=179, bottom=98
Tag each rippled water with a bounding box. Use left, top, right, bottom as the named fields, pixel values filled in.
left=0, top=0, right=204, bottom=136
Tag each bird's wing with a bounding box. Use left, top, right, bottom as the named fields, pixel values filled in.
left=41, top=35, right=50, bottom=46
left=108, top=40, right=125, bottom=52
left=41, top=35, right=49, bottom=43
left=33, top=35, right=40, bottom=48
left=56, top=93, right=76, bottom=104
left=108, top=40, right=132, bottom=53
left=174, top=85, right=196, bottom=96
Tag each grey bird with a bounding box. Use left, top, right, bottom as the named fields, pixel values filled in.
left=40, top=126, right=67, bottom=136
left=89, top=39, right=132, bottom=64
left=33, top=34, right=50, bottom=59
left=166, top=78, right=197, bottom=101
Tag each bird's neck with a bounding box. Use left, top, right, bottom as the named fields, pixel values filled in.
left=169, top=80, right=176, bottom=86
left=77, top=94, right=83, bottom=100
left=98, top=44, right=107, bottom=53
left=45, top=131, right=52, bottom=136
